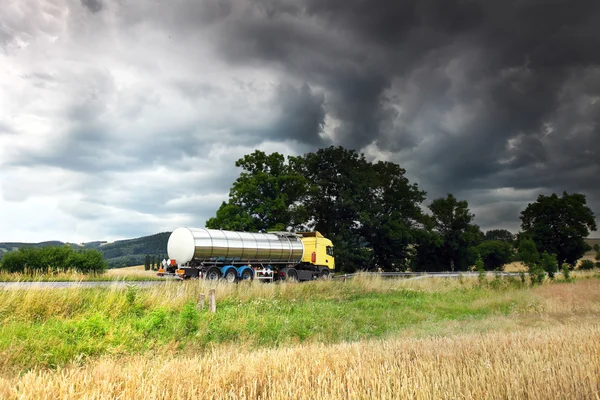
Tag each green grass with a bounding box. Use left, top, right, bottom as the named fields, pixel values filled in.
left=0, top=277, right=540, bottom=372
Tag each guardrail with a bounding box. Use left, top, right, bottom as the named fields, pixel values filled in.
left=331, top=271, right=525, bottom=280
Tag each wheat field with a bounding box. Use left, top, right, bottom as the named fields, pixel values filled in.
left=1, top=275, right=600, bottom=399
left=0, top=321, right=598, bottom=399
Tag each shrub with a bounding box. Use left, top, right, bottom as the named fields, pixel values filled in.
left=540, top=252, right=558, bottom=279
left=562, top=263, right=571, bottom=281
left=579, top=260, right=595, bottom=270
left=476, top=240, right=514, bottom=271
left=178, top=301, right=200, bottom=336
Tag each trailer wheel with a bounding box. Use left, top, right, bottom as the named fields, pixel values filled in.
left=224, top=269, right=237, bottom=283
left=320, top=270, right=330, bottom=280
left=241, top=269, right=253, bottom=281
left=287, top=268, right=298, bottom=282
left=206, top=267, right=221, bottom=281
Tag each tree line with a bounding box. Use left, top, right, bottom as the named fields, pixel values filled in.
left=144, top=254, right=167, bottom=271
left=207, top=146, right=598, bottom=273
left=0, top=245, right=107, bottom=274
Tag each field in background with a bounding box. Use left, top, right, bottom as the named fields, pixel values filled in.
left=105, top=265, right=160, bottom=279
left=0, top=275, right=599, bottom=399
left=585, top=238, right=600, bottom=254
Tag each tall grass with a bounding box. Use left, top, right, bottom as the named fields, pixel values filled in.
left=1, top=275, right=599, bottom=374
left=0, top=270, right=161, bottom=282
left=0, top=322, right=598, bottom=399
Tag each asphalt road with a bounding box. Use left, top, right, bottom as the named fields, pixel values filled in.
left=0, top=272, right=524, bottom=289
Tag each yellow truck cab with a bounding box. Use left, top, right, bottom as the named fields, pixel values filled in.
left=298, top=232, right=335, bottom=272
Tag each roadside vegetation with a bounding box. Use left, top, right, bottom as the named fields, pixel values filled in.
left=1, top=274, right=599, bottom=376
left=0, top=265, right=162, bottom=282
left=0, top=245, right=107, bottom=275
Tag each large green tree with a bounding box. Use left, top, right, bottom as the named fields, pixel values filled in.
left=476, top=240, right=514, bottom=271
left=358, top=161, right=427, bottom=270
left=206, top=151, right=308, bottom=232
left=416, top=194, right=483, bottom=271
left=484, top=229, right=515, bottom=243
left=207, top=146, right=427, bottom=272
left=295, top=146, right=426, bottom=271
left=520, top=192, right=597, bottom=267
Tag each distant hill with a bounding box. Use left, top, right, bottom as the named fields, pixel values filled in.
left=0, top=232, right=171, bottom=268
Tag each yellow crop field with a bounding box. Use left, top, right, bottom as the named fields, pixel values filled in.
left=105, top=265, right=159, bottom=279
left=1, top=321, right=598, bottom=399
left=1, top=275, right=599, bottom=399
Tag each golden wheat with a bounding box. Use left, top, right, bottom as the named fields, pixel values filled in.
left=0, top=322, right=598, bottom=399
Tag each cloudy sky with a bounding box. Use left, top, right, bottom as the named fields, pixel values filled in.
left=1, top=0, right=599, bottom=243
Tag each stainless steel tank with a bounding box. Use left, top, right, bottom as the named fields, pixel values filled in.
left=167, top=227, right=304, bottom=265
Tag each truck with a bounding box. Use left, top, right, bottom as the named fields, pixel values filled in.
left=158, top=227, right=335, bottom=282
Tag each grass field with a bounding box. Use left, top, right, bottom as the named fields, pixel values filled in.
left=0, top=265, right=162, bottom=282
left=0, top=274, right=599, bottom=398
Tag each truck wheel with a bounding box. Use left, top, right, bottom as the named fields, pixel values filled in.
left=320, top=270, right=330, bottom=279
left=206, top=267, right=221, bottom=281
left=287, top=268, right=298, bottom=282
left=241, top=269, right=253, bottom=281
left=224, top=269, right=237, bottom=283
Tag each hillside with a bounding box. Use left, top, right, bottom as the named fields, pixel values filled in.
left=0, top=232, right=171, bottom=268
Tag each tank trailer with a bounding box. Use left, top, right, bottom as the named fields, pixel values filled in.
left=158, top=227, right=335, bottom=282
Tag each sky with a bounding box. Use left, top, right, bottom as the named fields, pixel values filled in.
left=1, top=0, right=599, bottom=243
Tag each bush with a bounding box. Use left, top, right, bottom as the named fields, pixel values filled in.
left=579, top=260, right=595, bottom=270
left=178, top=301, right=200, bottom=336
left=540, top=251, right=558, bottom=279
left=476, top=240, right=514, bottom=271
left=562, top=263, right=571, bottom=281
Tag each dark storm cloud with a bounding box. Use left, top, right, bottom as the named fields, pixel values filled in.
left=81, top=0, right=103, bottom=13
left=192, top=0, right=600, bottom=231
left=268, top=83, right=326, bottom=145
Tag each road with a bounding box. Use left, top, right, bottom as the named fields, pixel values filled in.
left=0, top=272, right=523, bottom=289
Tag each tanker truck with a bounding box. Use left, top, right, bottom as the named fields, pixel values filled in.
left=158, top=227, right=335, bottom=282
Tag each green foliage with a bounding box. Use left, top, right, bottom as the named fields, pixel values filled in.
left=539, top=251, right=558, bottom=279
left=125, top=284, right=138, bottom=306
left=562, top=263, right=571, bottom=281
left=100, top=232, right=170, bottom=268
left=144, top=254, right=150, bottom=271
left=178, top=301, right=200, bottom=336
left=206, top=150, right=308, bottom=232
left=0, top=233, right=171, bottom=269
left=476, top=255, right=486, bottom=286
left=0, top=245, right=107, bottom=274
left=415, top=194, right=482, bottom=271
left=484, top=229, right=515, bottom=243
left=476, top=240, right=514, bottom=271
left=593, top=244, right=600, bottom=252
left=0, top=282, right=532, bottom=371
left=520, top=192, right=597, bottom=268
left=518, top=237, right=540, bottom=270
left=579, top=260, right=595, bottom=270
left=529, top=265, right=546, bottom=285
left=208, top=146, right=427, bottom=272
